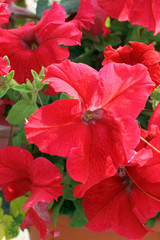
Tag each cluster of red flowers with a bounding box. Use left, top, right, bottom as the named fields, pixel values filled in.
left=0, top=0, right=160, bottom=239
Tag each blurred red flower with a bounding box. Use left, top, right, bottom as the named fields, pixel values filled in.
left=103, top=42, right=160, bottom=86
left=98, top=0, right=160, bottom=35
left=0, top=2, right=81, bottom=83
left=0, top=3, right=10, bottom=24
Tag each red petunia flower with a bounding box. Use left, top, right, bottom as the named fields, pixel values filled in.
left=0, top=3, right=10, bottom=24
left=128, top=0, right=160, bottom=35
left=25, top=60, right=154, bottom=197
left=98, top=0, right=131, bottom=22
left=89, top=0, right=111, bottom=37
left=83, top=141, right=160, bottom=239
left=71, top=0, right=95, bottom=31
left=71, top=0, right=110, bottom=37
left=0, top=146, right=63, bottom=205
left=103, top=42, right=160, bottom=86
left=0, top=146, right=63, bottom=238
left=0, top=2, right=81, bottom=84
left=98, top=0, right=160, bottom=35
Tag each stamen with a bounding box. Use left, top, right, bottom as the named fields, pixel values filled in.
left=124, top=167, right=160, bottom=202
left=140, top=136, right=160, bottom=154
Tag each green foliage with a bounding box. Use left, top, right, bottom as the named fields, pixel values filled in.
left=70, top=199, right=88, bottom=228
left=11, top=124, right=28, bottom=147
left=93, top=34, right=121, bottom=52
left=145, top=217, right=156, bottom=229
left=10, top=196, right=28, bottom=219
left=151, top=85, right=160, bottom=101
left=62, top=174, right=77, bottom=201
left=59, top=93, right=75, bottom=100
left=3, top=215, right=19, bottom=240
left=7, top=99, right=38, bottom=125
left=0, top=71, right=15, bottom=98
left=0, top=197, right=20, bottom=240
left=53, top=197, right=64, bottom=227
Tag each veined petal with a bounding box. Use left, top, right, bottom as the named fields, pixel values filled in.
left=23, top=157, right=63, bottom=209
left=83, top=177, right=151, bottom=239
left=25, top=98, right=88, bottom=157
left=0, top=146, right=32, bottom=200
left=100, top=63, right=155, bottom=118
left=43, top=60, right=101, bottom=108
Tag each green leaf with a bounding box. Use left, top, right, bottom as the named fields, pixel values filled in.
left=0, top=209, right=4, bottom=221
left=5, top=89, right=19, bottom=102
left=53, top=197, right=64, bottom=227
left=0, top=224, right=5, bottom=240
left=110, top=19, right=129, bottom=35
left=3, top=214, right=18, bottom=240
left=72, top=49, right=95, bottom=65
left=31, top=70, right=48, bottom=91
left=93, top=35, right=107, bottom=52
left=59, top=93, right=75, bottom=100
left=145, top=217, right=156, bottom=229
left=105, top=33, right=121, bottom=46
left=11, top=124, right=28, bottom=147
left=62, top=174, right=77, bottom=201
left=105, top=17, right=111, bottom=28
left=0, top=84, right=9, bottom=98
left=6, top=71, right=14, bottom=82
left=12, top=84, right=33, bottom=93
left=151, top=85, right=160, bottom=101
left=0, top=198, right=2, bottom=208
left=7, top=100, right=38, bottom=125
left=37, top=91, right=50, bottom=105
left=10, top=196, right=28, bottom=218
left=70, top=199, right=88, bottom=228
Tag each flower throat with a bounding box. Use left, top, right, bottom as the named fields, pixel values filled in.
left=22, top=33, right=41, bottom=50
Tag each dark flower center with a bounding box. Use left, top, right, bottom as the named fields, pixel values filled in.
left=82, top=108, right=103, bottom=125
left=118, top=166, right=133, bottom=194
left=22, top=33, right=41, bottom=50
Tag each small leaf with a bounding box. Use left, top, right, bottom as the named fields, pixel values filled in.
left=7, top=100, right=38, bottom=125
left=105, top=17, right=111, bottom=28
left=151, top=85, right=160, bottom=101
left=53, top=197, right=64, bottom=227
left=31, top=70, right=48, bottom=91
left=105, top=33, right=121, bottom=46
left=59, top=93, right=75, bottom=100
left=0, top=85, right=9, bottom=98
left=11, top=124, right=28, bottom=147
left=70, top=199, right=88, bottom=228
left=12, top=84, right=33, bottom=93
left=0, top=224, right=5, bottom=240
left=0, top=209, right=4, bottom=221
left=62, top=174, right=77, bottom=201
left=10, top=196, right=28, bottom=219
left=145, top=217, right=156, bottom=229
left=3, top=214, right=18, bottom=240
left=6, top=70, right=14, bottom=82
